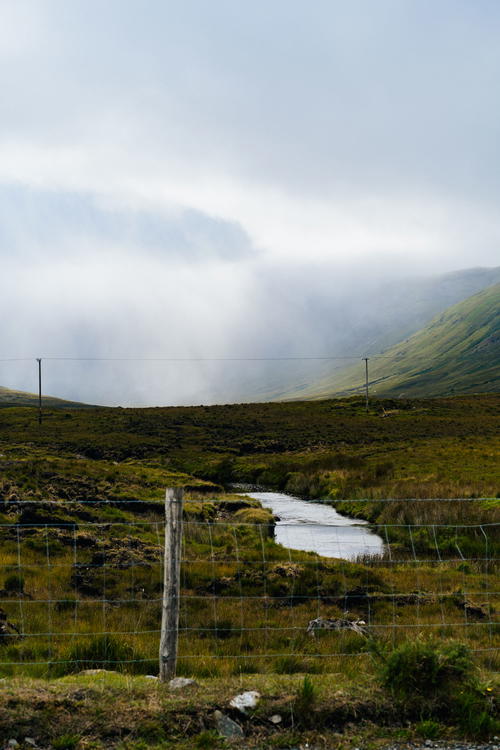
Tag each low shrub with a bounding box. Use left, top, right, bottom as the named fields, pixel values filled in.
left=4, top=573, right=24, bottom=593
left=374, top=638, right=498, bottom=737
left=380, top=639, right=474, bottom=701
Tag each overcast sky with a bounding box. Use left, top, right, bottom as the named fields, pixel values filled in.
left=1, top=0, right=499, bottom=404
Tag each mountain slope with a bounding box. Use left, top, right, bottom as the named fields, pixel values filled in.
left=282, top=282, right=500, bottom=400
left=213, top=265, right=500, bottom=404
left=0, top=386, right=88, bottom=408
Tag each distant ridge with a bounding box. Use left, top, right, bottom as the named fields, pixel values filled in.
left=0, top=386, right=89, bottom=408
left=281, top=282, right=500, bottom=400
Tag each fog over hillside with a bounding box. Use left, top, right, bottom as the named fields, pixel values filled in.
left=1, top=2, right=500, bottom=405
left=2, top=259, right=498, bottom=405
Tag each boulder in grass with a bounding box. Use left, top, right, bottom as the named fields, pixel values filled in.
left=214, top=711, right=244, bottom=739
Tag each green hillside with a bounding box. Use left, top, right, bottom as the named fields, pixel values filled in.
left=0, top=385, right=88, bottom=408
left=283, top=282, right=500, bottom=400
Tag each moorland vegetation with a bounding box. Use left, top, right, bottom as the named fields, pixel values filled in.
left=0, top=394, right=498, bottom=746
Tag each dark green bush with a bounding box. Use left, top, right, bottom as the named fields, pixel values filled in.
left=381, top=639, right=474, bottom=700
left=4, top=573, right=24, bottom=593
left=375, top=639, right=498, bottom=737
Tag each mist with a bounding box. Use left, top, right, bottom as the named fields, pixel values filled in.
left=1, top=1, right=500, bottom=405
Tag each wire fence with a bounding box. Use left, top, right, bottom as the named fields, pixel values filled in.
left=0, top=498, right=498, bottom=678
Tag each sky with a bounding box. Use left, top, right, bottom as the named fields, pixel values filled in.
left=1, top=0, right=499, bottom=404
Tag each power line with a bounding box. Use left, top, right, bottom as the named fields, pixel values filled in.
left=1, top=354, right=403, bottom=362
left=0, top=351, right=472, bottom=422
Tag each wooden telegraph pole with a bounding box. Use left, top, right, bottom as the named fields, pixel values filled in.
left=159, top=487, right=184, bottom=681
left=37, top=358, right=42, bottom=425
left=363, top=357, right=369, bottom=412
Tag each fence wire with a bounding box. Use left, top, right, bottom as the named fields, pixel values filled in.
left=0, top=511, right=498, bottom=677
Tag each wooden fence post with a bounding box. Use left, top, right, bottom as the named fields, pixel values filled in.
left=159, top=486, right=184, bottom=681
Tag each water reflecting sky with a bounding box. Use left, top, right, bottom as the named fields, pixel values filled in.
left=244, top=491, right=384, bottom=560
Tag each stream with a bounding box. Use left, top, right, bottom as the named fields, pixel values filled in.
left=242, top=490, right=384, bottom=561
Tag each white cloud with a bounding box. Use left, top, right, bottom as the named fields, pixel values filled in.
left=1, top=1, right=499, bottom=403
left=0, top=1, right=44, bottom=58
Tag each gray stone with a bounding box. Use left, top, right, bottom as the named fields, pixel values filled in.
left=214, top=710, right=244, bottom=739
left=269, top=714, right=282, bottom=724
left=168, top=676, right=198, bottom=690
left=24, top=741, right=37, bottom=748
left=7, top=741, right=19, bottom=750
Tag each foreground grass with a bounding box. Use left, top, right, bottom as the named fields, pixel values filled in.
left=0, top=670, right=497, bottom=748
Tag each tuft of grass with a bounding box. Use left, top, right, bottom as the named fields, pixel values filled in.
left=293, top=675, right=317, bottom=726
left=51, top=735, right=81, bottom=750
left=274, top=655, right=306, bottom=674
left=194, top=730, right=222, bottom=749
left=453, top=687, right=500, bottom=738
left=55, top=635, right=138, bottom=676
left=416, top=719, right=443, bottom=739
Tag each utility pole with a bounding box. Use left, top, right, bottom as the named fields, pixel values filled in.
left=363, top=357, right=369, bottom=412
left=37, top=358, right=42, bottom=425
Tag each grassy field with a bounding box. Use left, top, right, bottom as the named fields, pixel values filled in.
left=1, top=394, right=499, bottom=491
left=0, top=394, right=498, bottom=745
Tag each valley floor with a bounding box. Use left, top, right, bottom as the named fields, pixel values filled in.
left=0, top=394, right=498, bottom=747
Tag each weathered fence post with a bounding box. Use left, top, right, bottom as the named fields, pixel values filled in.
left=159, top=486, right=184, bottom=682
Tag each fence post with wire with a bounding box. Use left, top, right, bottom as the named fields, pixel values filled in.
left=159, top=486, right=184, bottom=682
left=0, top=495, right=497, bottom=678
